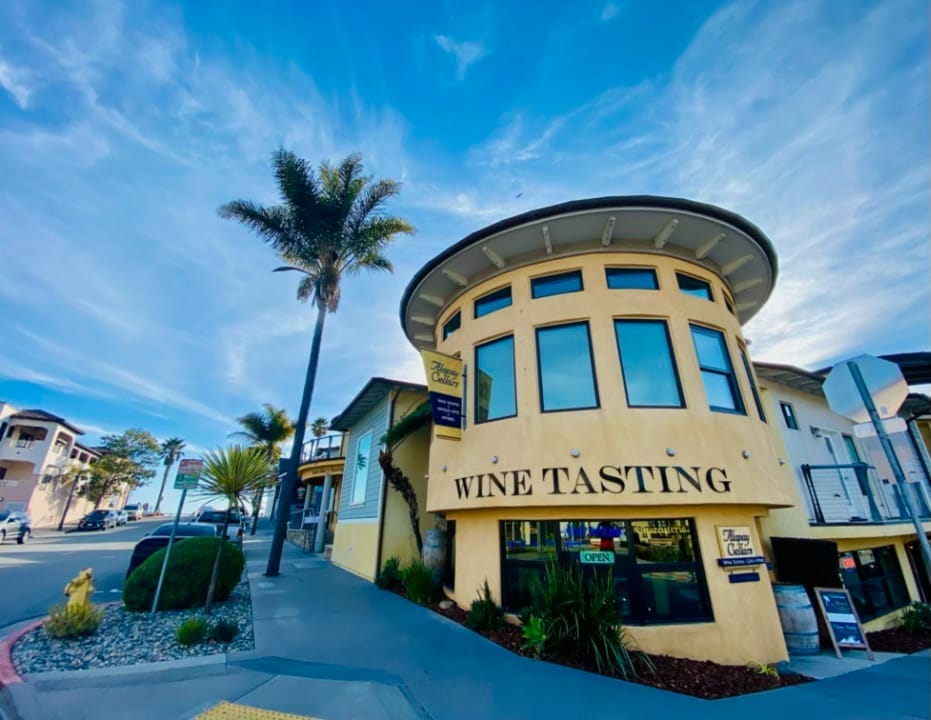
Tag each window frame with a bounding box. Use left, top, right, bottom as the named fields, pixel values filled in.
left=739, top=346, right=767, bottom=422
left=605, top=266, right=659, bottom=290
left=614, top=318, right=685, bottom=409
left=689, top=324, right=746, bottom=415
left=442, top=310, right=461, bottom=341
left=474, top=286, right=512, bottom=319
left=534, top=321, right=600, bottom=413
left=531, top=269, right=583, bottom=299
left=474, top=334, right=518, bottom=424
left=676, top=272, right=714, bottom=301
left=349, top=430, right=374, bottom=506
left=780, top=401, right=800, bottom=430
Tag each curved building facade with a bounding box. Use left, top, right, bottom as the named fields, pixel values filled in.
left=400, top=197, right=797, bottom=664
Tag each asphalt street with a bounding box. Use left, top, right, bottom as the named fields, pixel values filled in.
left=0, top=518, right=164, bottom=631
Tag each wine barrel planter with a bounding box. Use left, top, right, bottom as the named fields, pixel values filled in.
left=773, top=584, right=820, bottom=655
left=423, top=528, right=447, bottom=582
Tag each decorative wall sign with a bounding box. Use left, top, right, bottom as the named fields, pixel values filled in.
left=421, top=349, right=463, bottom=440
left=813, top=587, right=874, bottom=660
left=715, top=525, right=764, bottom=582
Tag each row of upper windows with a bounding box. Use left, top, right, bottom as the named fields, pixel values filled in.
left=442, top=267, right=736, bottom=341
left=472, top=318, right=768, bottom=423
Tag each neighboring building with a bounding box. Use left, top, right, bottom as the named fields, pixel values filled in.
left=0, top=403, right=123, bottom=527
left=328, top=378, right=435, bottom=581
left=756, top=358, right=931, bottom=625
left=290, top=432, right=347, bottom=551
left=398, top=196, right=796, bottom=665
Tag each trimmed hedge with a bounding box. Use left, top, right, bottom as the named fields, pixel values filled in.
left=123, top=536, right=245, bottom=612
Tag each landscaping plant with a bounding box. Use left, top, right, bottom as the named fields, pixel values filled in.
left=176, top=617, right=210, bottom=646
left=123, top=536, right=245, bottom=612
left=521, top=614, right=548, bottom=658
left=210, top=619, right=240, bottom=643
left=402, top=561, right=437, bottom=605
left=466, top=579, right=505, bottom=631
left=377, top=556, right=403, bottom=590
left=900, top=601, right=931, bottom=635
left=749, top=662, right=779, bottom=678
left=44, top=603, right=104, bottom=639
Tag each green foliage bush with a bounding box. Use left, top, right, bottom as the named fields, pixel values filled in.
left=901, top=601, right=931, bottom=635
left=210, top=619, right=240, bottom=643
left=45, top=603, right=104, bottom=639
left=376, top=556, right=403, bottom=590
left=466, top=579, right=504, bottom=631
left=176, top=617, right=209, bottom=646
left=401, top=560, right=437, bottom=605
left=529, top=561, right=652, bottom=679
left=521, top=614, right=548, bottom=657
left=123, top=537, right=245, bottom=612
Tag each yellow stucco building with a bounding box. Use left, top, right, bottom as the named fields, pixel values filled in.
left=398, top=196, right=798, bottom=665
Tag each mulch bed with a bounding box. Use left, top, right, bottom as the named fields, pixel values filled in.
left=867, top=628, right=931, bottom=654
left=392, top=587, right=812, bottom=699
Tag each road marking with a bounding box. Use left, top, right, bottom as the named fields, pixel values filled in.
left=195, top=701, right=320, bottom=719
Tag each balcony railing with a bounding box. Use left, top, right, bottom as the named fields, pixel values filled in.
left=801, top=462, right=931, bottom=525
left=300, top=434, right=344, bottom=464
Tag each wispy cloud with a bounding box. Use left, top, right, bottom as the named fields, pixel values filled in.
left=0, top=56, right=31, bottom=108
left=601, top=3, right=620, bottom=22
left=434, top=34, right=486, bottom=80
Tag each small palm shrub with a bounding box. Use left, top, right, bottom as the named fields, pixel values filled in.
left=466, top=580, right=504, bottom=631
left=521, top=614, right=548, bottom=657
left=401, top=561, right=437, bottom=605
left=377, top=556, right=403, bottom=590
left=901, top=602, right=931, bottom=635
left=210, top=619, right=240, bottom=643
left=530, top=561, right=651, bottom=679
left=176, top=617, right=209, bottom=646
left=123, top=537, right=244, bottom=612
left=45, top=603, right=104, bottom=639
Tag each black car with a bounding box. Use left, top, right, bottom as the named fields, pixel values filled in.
left=0, top=510, right=31, bottom=544
left=78, top=510, right=118, bottom=531
left=125, top=522, right=217, bottom=578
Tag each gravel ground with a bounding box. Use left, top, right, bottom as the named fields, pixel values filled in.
left=12, top=579, right=254, bottom=674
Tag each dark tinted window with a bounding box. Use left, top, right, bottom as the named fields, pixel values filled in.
left=690, top=325, right=745, bottom=414
left=87, top=510, right=109, bottom=519
left=0, top=511, right=9, bottom=521
left=740, top=348, right=766, bottom=422
left=198, top=511, right=241, bottom=524
left=780, top=402, right=799, bottom=430
left=531, top=270, right=583, bottom=299
left=153, top=524, right=216, bottom=536
left=677, top=273, right=713, bottom=301
left=475, top=335, right=516, bottom=422
left=474, top=287, right=512, bottom=318
left=615, top=320, right=684, bottom=407
left=536, top=322, right=598, bottom=411
left=442, top=311, right=461, bottom=340
left=606, top=268, right=658, bottom=290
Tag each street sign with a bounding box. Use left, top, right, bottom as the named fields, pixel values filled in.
left=174, top=459, right=203, bottom=490
left=823, top=354, right=908, bottom=423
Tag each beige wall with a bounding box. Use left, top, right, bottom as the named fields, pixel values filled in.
left=331, top=520, right=381, bottom=580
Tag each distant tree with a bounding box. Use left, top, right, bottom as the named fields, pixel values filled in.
left=229, top=404, right=294, bottom=534
left=311, top=417, right=329, bottom=438
left=219, top=150, right=413, bottom=576
left=79, top=429, right=160, bottom=509
left=154, top=437, right=186, bottom=515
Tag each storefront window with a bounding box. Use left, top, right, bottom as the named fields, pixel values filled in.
left=690, top=325, right=746, bottom=414
left=475, top=336, right=516, bottom=422
left=531, top=270, right=583, bottom=298
left=606, top=267, right=658, bottom=290
left=535, top=322, right=599, bottom=411
left=839, top=545, right=909, bottom=621
left=501, top=518, right=711, bottom=625
left=474, top=286, right=512, bottom=318
left=615, top=320, right=684, bottom=407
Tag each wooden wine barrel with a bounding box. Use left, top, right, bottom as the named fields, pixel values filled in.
left=773, top=584, right=820, bottom=655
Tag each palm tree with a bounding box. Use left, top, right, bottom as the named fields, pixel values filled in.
left=219, top=150, right=413, bottom=576
left=198, top=446, right=270, bottom=611
left=154, top=438, right=186, bottom=515
left=229, top=404, right=295, bottom=535
left=311, top=417, right=329, bottom=438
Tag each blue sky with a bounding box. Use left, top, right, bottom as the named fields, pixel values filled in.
left=0, top=0, right=927, bottom=511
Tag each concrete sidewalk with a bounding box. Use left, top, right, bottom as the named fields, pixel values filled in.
left=2, top=528, right=929, bottom=719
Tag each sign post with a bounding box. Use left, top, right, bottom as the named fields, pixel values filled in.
left=813, top=587, right=874, bottom=660
left=150, top=458, right=202, bottom=617
left=823, top=355, right=931, bottom=579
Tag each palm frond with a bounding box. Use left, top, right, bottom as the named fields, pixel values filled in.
left=217, top=201, right=295, bottom=248
left=198, top=446, right=271, bottom=503
left=346, top=178, right=403, bottom=235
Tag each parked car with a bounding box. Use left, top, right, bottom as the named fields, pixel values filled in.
left=78, top=510, right=118, bottom=531
left=115, top=510, right=128, bottom=526
left=0, top=510, right=31, bottom=544
left=125, top=522, right=218, bottom=578
left=194, top=510, right=244, bottom=544
left=123, top=504, right=142, bottom=521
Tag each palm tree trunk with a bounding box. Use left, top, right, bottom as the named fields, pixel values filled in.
left=265, top=303, right=328, bottom=576
left=250, top=487, right=263, bottom=535
left=205, top=507, right=232, bottom=612
left=154, top=456, right=172, bottom=515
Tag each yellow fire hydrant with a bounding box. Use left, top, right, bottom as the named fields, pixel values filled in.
left=64, top=568, right=94, bottom=608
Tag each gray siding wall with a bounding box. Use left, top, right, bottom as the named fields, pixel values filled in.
left=338, top=399, right=388, bottom=520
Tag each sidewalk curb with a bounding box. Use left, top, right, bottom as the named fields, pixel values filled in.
left=25, top=653, right=229, bottom=687
left=0, top=619, right=44, bottom=689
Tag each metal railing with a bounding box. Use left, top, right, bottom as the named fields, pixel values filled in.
left=801, top=462, right=931, bottom=524
left=300, top=433, right=344, bottom=463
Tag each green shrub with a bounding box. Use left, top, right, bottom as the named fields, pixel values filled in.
left=210, top=619, right=240, bottom=643
left=176, top=617, right=209, bottom=646
left=530, top=561, right=651, bottom=679
left=522, top=614, right=548, bottom=657
left=45, top=603, right=104, bottom=639
left=123, top=536, right=245, bottom=612
left=466, top=580, right=504, bottom=631
left=900, top=601, right=931, bottom=635
left=377, top=556, right=402, bottom=590
left=401, top=561, right=437, bottom=605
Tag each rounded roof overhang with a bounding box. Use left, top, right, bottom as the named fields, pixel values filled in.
left=400, top=195, right=778, bottom=349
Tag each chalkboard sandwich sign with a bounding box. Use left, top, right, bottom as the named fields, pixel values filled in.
left=813, top=587, right=874, bottom=660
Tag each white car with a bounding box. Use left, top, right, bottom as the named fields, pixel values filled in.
left=194, top=510, right=244, bottom=544
left=123, top=504, right=142, bottom=521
